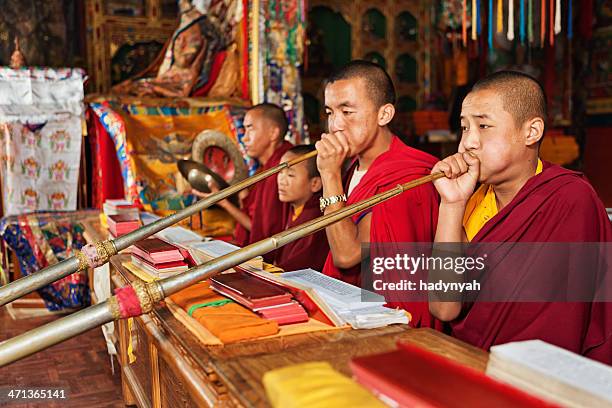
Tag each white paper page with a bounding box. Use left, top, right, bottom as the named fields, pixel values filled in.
left=187, top=240, right=242, bottom=257
left=155, top=226, right=203, bottom=244
left=282, top=269, right=386, bottom=309
left=490, top=340, right=612, bottom=402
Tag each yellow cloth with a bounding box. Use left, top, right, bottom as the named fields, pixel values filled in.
left=127, top=318, right=137, bottom=364
left=291, top=204, right=305, bottom=222
left=463, top=159, right=543, bottom=241
left=263, top=362, right=385, bottom=408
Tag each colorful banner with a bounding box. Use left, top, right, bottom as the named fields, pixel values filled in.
left=0, top=118, right=82, bottom=216
left=0, top=67, right=85, bottom=216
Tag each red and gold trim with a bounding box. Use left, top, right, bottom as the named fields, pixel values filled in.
left=110, top=280, right=165, bottom=320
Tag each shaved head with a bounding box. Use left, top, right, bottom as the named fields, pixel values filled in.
left=287, top=144, right=319, bottom=178
left=471, top=71, right=547, bottom=130
left=247, top=103, right=289, bottom=138
left=326, top=60, right=396, bottom=108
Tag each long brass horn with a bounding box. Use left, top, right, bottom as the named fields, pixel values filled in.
left=0, top=172, right=444, bottom=367
left=0, top=151, right=317, bottom=307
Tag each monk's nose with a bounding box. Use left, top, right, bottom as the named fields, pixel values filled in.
left=461, top=129, right=480, bottom=150
left=328, top=115, right=344, bottom=133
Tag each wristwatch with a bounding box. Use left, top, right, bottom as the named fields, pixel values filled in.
left=319, top=193, right=347, bottom=212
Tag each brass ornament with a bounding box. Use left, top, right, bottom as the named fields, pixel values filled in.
left=131, top=279, right=154, bottom=314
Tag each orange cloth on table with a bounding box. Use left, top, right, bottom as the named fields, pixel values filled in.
left=170, top=282, right=279, bottom=343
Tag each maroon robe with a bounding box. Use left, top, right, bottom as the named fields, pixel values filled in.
left=235, top=141, right=293, bottom=263
left=274, top=193, right=329, bottom=272
left=322, top=136, right=441, bottom=328
left=452, top=162, right=612, bottom=364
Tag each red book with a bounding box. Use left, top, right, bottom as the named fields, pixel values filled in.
left=233, top=267, right=341, bottom=327
left=131, top=254, right=187, bottom=270
left=107, top=213, right=140, bottom=223
left=131, top=255, right=188, bottom=276
left=255, top=301, right=309, bottom=325
left=132, top=238, right=184, bottom=263
left=350, top=342, right=556, bottom=408
left=105, top=199, right=138, bottom=209
left=211, top=270, right=290, bottom=298
left=107, top=213, right=140, bottom=237
left=210, top=282, right=292, bottom=309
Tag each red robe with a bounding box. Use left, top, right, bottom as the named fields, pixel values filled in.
left=235, top=141, right=293, bottom=262
left=274, top=194, right=329, bottom=272
left=452, top=162, right=612, bottom=364
left=322, top=136, right=440, bottom=328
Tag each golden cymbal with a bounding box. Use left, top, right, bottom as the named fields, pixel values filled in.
left=178, top=160, right=239, bottom=206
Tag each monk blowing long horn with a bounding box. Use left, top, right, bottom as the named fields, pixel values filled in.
left=0, top=172, right=444, bottom=367
left=0, top=150, right=318, bottom=307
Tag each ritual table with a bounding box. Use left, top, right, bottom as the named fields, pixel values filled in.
left=110, top=254, right=488, bottom=407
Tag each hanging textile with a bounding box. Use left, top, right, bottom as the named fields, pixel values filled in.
left=567, top=0, right=573, bottom=39
left=549, top=0, right=554, bottom=45
left=89, top=100, right=248, bottom=225
left=497, top=0, right=503, bottom=33
left=476, top=0, right=482, bottom=35
left=508, top=0, right=516, bottom=40
left=472, top=0, right=478, bottom=40
left=253, top=0, right=306, bottom=142
left=541, top=0, right=546, bottom=46
left=0, top=210, right=98, bottom=310
left=0, top=68, right=85, bottom=216
left=520, top=0, right=526, bottom=43
left=488, top=0, right=494, bottom=49
left=528, top=0, right=534, bottom=44
left=554, top=0, right=561, bottom=34
left=463, top=0, right=468, bottom=45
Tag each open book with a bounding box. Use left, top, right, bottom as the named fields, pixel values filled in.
left=275, top=269, right=409, bottom=329
left=180, top=240, right=264, bottom=270
left=486, top=340, right=612, bottom=407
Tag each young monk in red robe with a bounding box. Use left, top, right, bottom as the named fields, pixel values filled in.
left=315, top=60, right=440, bottom=328
left=194, top=103, right=293, bottom=261
left=430, top=71, right=611, bottom=364
left=274, top=144, right=329, bottom=271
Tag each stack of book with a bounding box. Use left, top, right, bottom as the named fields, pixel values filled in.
left=210, top=270, right=308, bottom=325
left=103, top=199, right=139, bottom=217
left=131, top=238, right=188, bottom=279
left=107, top=213, right=140, bottom=238
left=486, top=340, right=612, bottom=407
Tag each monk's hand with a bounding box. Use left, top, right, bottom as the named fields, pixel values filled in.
left=191, top=186, right=230, bottom=208
left=432, top=152, right=480, bottom=205
left=191, top=188, right=210, bottom=199
left=315, top=132, right=350, bottom=176
left=207, top=178, right=220, bottom=194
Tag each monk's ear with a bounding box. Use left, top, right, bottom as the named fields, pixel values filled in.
left=310, top=176, right=322, bottom=193
left=525, top=117, right=545, bottom=147
left=269, top=125, right=280, bottom=143
left=377, top=103, right=395, bottom=127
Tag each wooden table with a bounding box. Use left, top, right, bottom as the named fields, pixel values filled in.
left=110, top=254, right=488, bottom=408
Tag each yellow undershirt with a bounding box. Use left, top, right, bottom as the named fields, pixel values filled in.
left=463, top=159, right=543, bottom=241
left=291, top=204, right=305, bottom=222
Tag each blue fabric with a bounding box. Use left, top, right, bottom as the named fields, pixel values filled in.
left=0, top=212, right=91, bottom=311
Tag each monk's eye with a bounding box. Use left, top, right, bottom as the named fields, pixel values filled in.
left=461, top=125, right=468, bottom=132
left=342, top=110, right=354, bottom=116
left=480, top=124, right=491, bottom=129
left=324, top=110, right=332, bottom=116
